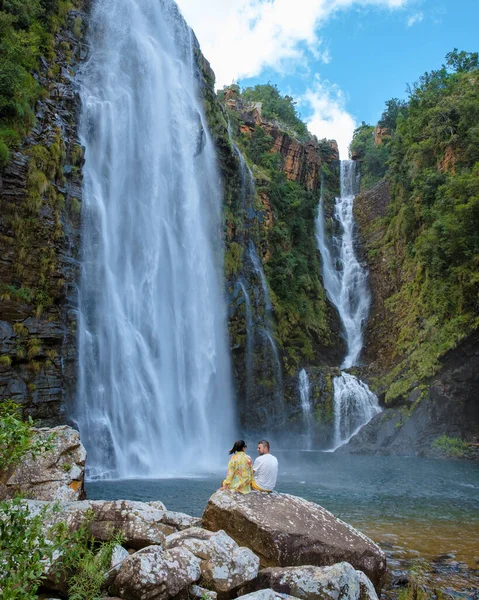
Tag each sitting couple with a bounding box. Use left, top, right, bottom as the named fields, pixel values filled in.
left=220, top=439, right=278, bottom=494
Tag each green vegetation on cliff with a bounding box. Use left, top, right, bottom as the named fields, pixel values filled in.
left=240, top=83, right=309, bottom=139
left=352, top=49, right=479, bottom=403
left=0, top=0, right=77, bottom=165
left=223, top=86, right=339, bottom=373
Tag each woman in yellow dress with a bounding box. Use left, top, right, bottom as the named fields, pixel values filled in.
left=221, top=440, right=253, bottom=494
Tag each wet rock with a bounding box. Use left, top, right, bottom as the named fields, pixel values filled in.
left=0, top=426, right=85, bottom=501
left=202, top=491, right=386, bottom=592
left=111, top=545, right=201, bottom=600
left=251, top=563, right=378, bottom=600
left=166, top=526, right=260, bottom=592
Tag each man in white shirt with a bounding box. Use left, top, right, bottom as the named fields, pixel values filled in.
left=252, top=440, right=278, bottom=492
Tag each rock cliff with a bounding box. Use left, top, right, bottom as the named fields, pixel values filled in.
left=199, top=81, right=344, bottom=437
left=351, top=178, right=479, bottom=456
left=0, top=3, right=89, bottom=424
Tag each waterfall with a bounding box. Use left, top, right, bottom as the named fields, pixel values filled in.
left=316, top=160, right=380, bottom=448
left=226, top=129, right=284, bottom=428
left=238, top=280, right=254, bottom=404
left=298, top=368, right=313, bottom=450
left=316, top=161, right=371, bottom=369
left=331, top=373, right=381, bottom=450
left=248, top=241, right=273, bottom=313
left=75, top=0, right=235, bottom=478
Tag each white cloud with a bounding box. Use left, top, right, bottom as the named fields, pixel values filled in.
left=407, top=11, right=423, bottom=26
left=176, top=0, right=410, bottom=86
left=300, top=78, right=357, bottom=159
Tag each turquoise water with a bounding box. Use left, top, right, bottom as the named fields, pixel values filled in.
left=87, top=452, right=479, bottom=596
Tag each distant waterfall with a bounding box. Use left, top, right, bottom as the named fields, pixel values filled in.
left=298, top=368, right=313, bottom=449
left=316, top=161, right=380, bottom=449
left=332, top=373, right=381, bottom=449
left=227, top=131, right=284, bottom=428
left=316, top=161, right=370, bottom=369
left=76, top=0, right=235, bottom=478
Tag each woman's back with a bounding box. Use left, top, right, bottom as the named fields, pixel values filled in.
left=223, top=451, right=253, bottom=494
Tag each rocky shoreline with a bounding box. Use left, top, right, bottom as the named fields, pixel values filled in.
left=1, top=427, right=386, bottom=600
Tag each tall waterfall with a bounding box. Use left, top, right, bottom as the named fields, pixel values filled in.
left=316, top=161, right=380, bottom=449
left=316, top=161, right=370, bottom=369
left=76, top=0, right=235, bottom=478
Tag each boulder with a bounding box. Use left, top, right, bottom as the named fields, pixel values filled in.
left=26, top=499, right=174, bottom=549
left=161, top=510, right=202, bottom=531
left=189, top=584, right=218, bottom=600
left=111, top=545, right=201, bottom=600
left=104, top=543, right=131, bottom=587
left=237, top=591, right=299, bottom=600
left=251, top=563, right=378, bottom=600
left=202, top=491, right=386, bottom=592
left=0, top=426, right=86, bottom=501
left=166, top=526, right=260, bottom=592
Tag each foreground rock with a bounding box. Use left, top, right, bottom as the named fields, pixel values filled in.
left=202, top=491, right=386, bottom=592
left=0, top=426, right=86, bottom=501
left=238, top=591, right=300, bottom=600
left=26, top=499, right=175, bottom=549
left=111, top=545, right=201, bottom=600
left=249, top=564, right=378, bottom=600
left=166, top=526, right=260, bottom=592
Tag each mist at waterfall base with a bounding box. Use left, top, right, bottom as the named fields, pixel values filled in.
left=75, top=0, right=235, bottom=479
left=87, top=451, right=479, bottom=594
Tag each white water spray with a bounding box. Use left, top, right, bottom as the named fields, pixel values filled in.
left=76, top=0, right=235, bottom=478
left=316, top=161, right=380, bottom=448
left=298, top=368, right=313, bottom=449
left=331, top=373, right=381, bottom=450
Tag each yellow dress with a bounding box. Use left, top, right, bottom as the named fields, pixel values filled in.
left=222, top=451, right=253, bottom=494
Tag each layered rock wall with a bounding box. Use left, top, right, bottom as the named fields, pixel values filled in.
left=0, top=5, right=88, bottom=424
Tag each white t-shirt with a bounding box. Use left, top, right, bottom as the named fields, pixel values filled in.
left=253, top=453, right=278, bottom=491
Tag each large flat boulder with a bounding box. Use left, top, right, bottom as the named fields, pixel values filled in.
left=0, top=426, right=86, bottom=501
left=202, top=491, right=386, bottom=592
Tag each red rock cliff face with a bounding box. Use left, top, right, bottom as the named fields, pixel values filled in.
left=0, top=7, right=89, bottom=424
left=226, top=96, right=338, bottom=193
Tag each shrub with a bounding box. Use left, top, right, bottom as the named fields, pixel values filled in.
left=0, top=400, right=52, bottom=471
left=432, top=434, right=469, bottom=458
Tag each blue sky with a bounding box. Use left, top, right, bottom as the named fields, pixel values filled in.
left=176, top=0, right=478, bottom=157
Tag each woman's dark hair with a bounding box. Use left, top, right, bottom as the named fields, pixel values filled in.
left=229, top=440, right=247, bottom=455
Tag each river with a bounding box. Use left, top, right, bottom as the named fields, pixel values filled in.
left=87, top=451, right=479, bottom=598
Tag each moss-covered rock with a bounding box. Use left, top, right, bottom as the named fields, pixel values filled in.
left=0, top=2, right=88, bottom=424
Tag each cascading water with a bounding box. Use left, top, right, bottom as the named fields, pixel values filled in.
left=75, top=0, right=235, bottom=478
left=298, top=368, right=313, bottom=449
left=316, top=161, right=371, bottom=369
left=332, top=373, right=381, bottom=448
left=227, top=130, right=284, bottom=428
left=316, top=161, right=380, bottom=449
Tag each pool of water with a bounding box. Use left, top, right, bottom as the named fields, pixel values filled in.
left=87, top=452, right=479, bottom=596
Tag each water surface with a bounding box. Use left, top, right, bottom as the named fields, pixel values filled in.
left=87, top=451, right=479, bottom=595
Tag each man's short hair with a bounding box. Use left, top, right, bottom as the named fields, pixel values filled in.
left=258, top=440, right=270, bottom=450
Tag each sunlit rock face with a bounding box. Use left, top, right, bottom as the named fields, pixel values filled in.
left=202, top=490, right=386, bottom=593
left=0, top=426, right=86, bottom=501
